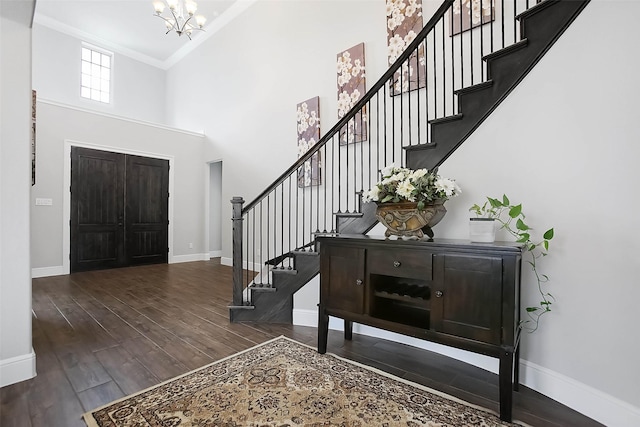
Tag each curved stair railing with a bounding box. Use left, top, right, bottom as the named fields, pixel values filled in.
left=230, top=0, right=590, bottom=316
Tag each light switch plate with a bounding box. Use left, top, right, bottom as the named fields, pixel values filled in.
left=35, top=198, right=53, bottom=206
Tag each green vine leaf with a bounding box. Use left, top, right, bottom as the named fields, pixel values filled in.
left=543, top=228, right=554, bottom=240
left=516, top=218, right=529, bottom=231
left=502, top=194, right=510, bottom=205
left=509, top=204, right=522, bottom=218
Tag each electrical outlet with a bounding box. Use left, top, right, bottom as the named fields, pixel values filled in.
left=189, top=243, right=193, bottom=249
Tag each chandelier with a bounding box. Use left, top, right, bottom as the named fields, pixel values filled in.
left=153, top=0, right=207, bottom=39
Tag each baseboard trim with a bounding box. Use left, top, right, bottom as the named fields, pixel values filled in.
left=31, top=265, right=65, bottom=278
left=0, top=349, right=36, bottom=387
left=209, top=250, right=222, bottom=258
left=170, top=253, right=210, bottom=263
left=519, top=359, right=640, bottom=427
left=292, top=308, right=640, bottom=427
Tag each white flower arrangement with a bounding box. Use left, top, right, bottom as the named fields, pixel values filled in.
left=363, top=164, right=461, bottom=210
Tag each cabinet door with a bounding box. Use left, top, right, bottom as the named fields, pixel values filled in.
left=432, top=254, right=503, bottom=344
left=320, top=244, right=366, bottom=314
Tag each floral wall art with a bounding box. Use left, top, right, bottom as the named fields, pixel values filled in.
left=32, top=89, right=36, bottom=186
left=337, top=43, right=367, bottom=144
left=296, top=96, right=321, bottom=187
left=386, top=0, right=426, bottom=95
left=450, top=0, right=494, bottom=36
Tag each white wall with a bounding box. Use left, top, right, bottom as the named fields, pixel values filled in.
left=0, top=0, right=37, bottom=387
left=165, top=1, right=640, bottom=425
left=32, top=24, right=167, bottom=124
left=30, top=101, right=208, bottom=275
left=167, top=0, right=397, bottom=261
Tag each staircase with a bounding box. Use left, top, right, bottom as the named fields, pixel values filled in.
left=229, top=0, right=590, bottom=323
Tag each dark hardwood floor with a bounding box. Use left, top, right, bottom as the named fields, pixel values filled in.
left=1, top=260, right=602, bottom=426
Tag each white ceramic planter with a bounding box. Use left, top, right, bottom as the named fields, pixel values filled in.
left=469, top=218, right=496, bottom=243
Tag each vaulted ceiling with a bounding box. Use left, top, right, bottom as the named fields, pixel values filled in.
left=34, top=0, right=240, bottom=68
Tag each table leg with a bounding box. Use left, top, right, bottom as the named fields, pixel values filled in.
left=344, top=319, right=353, bottom=340
left=499, top=348, right=514, bottom=422
left=318, top=306, right=329, bottom=354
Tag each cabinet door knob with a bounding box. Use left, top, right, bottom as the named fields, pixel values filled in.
left=435, top=290, right=443, bottom=298
left=393, top=261, right=401, bottom=267
left=355, top=279, right=363, bottom=286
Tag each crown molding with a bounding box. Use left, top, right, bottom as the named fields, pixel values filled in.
left=33, top=0, right=259, bottom=71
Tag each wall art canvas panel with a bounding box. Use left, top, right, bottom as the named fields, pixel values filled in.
left=297, top=96, right=322, bottom=187
left=387, top=0, right=426, bottom=95
left=337, top=43, right=367, bottom=144
left=450, top=0, right=495, bottom=36
left=32, top=90, right=36, bottom=186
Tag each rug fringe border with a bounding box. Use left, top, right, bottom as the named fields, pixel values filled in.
left=82, top=335, right=292, bottom=426
left=82, top=335, right=530, bottom=427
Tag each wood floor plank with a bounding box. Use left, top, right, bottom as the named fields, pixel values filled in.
left=76, top=381, right=125, bottom=413
left=92, top=345, right=159, bottom=395
left=0, top=260, right=604, bottom=427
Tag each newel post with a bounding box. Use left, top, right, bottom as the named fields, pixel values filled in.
left=231, top=196, right=245, bottom=307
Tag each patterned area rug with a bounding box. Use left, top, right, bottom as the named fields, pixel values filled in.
left=84, top=336, right=523, bottom=426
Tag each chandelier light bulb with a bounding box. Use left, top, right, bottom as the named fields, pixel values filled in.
left=185, top=1, right=198, bottom=16
left=153, top=0, right=207, bottom=40
left=166, top=0, right=178, bottom=11
left=195, top=15, right=206, bottom=28
left=153, top=1, right=165, bottom=14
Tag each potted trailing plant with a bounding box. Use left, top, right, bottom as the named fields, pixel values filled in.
left=470, top=195, right=554, bottom=333
left=363, top=164, right=461, bottom=239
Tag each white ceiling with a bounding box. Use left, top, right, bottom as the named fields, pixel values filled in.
left=33, top=0, right=241, bottom=69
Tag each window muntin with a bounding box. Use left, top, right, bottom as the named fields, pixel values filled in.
left=81, top=46, right=111, bottom=103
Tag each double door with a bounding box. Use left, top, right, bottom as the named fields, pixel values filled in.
left=70, top=147, right=169, bottom=272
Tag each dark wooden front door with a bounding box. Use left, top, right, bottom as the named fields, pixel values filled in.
left=70, top=147, right=169, bottom=272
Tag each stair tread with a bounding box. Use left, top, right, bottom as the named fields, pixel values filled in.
left=483, top=39, right=528, bottom=62
left=404, top=142, right=437, bottom=151
left=335, top=211, right=364, bottom=218
left=515, top=0, right=557, bottom=21
left=228, top=304, right=255, bottom=310
left=454, top=80, right=493, bottom=96
left=271, top=268, right=298, bottom=275
left=429, top=114, right=463, bottom=126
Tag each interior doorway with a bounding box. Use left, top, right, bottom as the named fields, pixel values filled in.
left=70, top=146, right=169, bottom=272
left=209, top=161, right=222, bottom=258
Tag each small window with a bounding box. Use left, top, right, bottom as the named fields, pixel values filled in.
left=81, top=45, right=112, bottom=104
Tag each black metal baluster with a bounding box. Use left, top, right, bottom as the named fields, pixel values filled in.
left=470, top=1, right=474, bottom=85
left=376, top=92, right=380, bottom=178
left=416, top=41, right=422, bottom=146
left=383, top=80, right=388, bottom=166
left=513, top=0, right=518, bottom=43
left=337, top=130, right=341, bottom=214
left=323, top=143, right=328, bottom=233
left=441, top=16, right=446, bottom=116
left=399, top=59, right=404, bottom=163
left=288, top=177, right=292, bottom=267
left=331, top=135, right=336, bottom=232
left=500, top=0, right=505, bottom=49
left=450, top=6, right=455, bottom=111
left=480, top=0, right=485, bottom=81
left=433, top=29, right=438, bottom=119
left=460, top=0, right=464, bottom=88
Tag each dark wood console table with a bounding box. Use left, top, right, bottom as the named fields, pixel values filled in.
left=316, top=234, right=523, bottom=422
